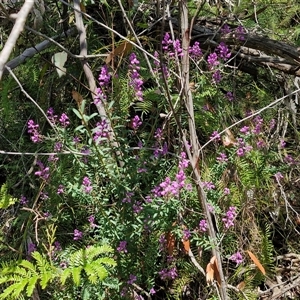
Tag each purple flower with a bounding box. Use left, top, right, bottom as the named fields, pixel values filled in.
left=280, top=139, right=286, bottom=148
left=35, top=161, right=50, bottom=181
left=171, top=39, right=184, bottom=57
left=159, top=267, right=178, bottom=280
left=82, top=176, right=92, bottom=194
left=127, top=274, right=137, bottom=285
left=162, top=32, right=172, bottom=51
left=122, top=192, right=134, bottom=203
left=221, top=23, right=231, bottom=34
left=224, top=187, right=230, bottom=195
left=199, top=219, right=208, bottom=232
left=217, top=152, right=228, bottom=163
left=59, top=113, right=70, bottom=127
left=94, top=87, right=107, bottom=105
left=240, top=126, right=250, bottom=134
left=54, top=241, right=62, bottom=251
left=132, top=115, right=142, bottom=130
left=202, top=181, right=215, bottom=190
left=274, top=172, right=283, bottom=181
left=216, top=42, right=231, bottom=60
left=27, top=120, right=42, bottom=143
left=54, top=142, right=63, bottom=152
left=93, top=119, right=109, bottom=143
left=225, top=91, right=234, bottom=101
left=179, top=152, right=189, bottom=169
left=73, top=229, right=83, bottom=240
left=20, top=195, right=28, bottom=205
left=129, top=53, right=143, bottom=101
left=27, top=242, right=36, bottom=257
left=207, top=52, right=219, bottom=68
left=98, top=65, right=111, bottom=86
left=189, top=41, right=202, bottom=58
left=154, top=128, right=163, bottom=140
left=269, top=119, right=276, bottom=130
left=88, top=215, right=96, bottom=228
left=284, top=155, right=296, bottom=165
left=149, top=288, right=156, bottom=295
left=57, top=184, right=64, bottom=194
left=133, top=201, right=143, bottom=214
left=212, top=70, right=222, bottom=84
left=47, top=107, right=57, bottom=124
left=236, top=25, right=246, bottom=41
left=210, top=130, right=221, bottom=141
left=222, top=206, right=237, bottom=229
left=236, top=148, right=245, bottom=157
left=117, top=241, right=128, bottom=253
left=257, top=140, right=266, bottom=148
left=230, top=251, right=244, bottom=265
left=183, top=229, right=191, bottom=240
left=40, top=192, right=49, bottom=200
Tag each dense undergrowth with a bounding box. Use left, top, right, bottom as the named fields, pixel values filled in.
left=0, top=0, right=300, bottom=299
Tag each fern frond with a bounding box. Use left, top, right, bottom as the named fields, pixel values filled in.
left=0, top=184, right=17, bottom=209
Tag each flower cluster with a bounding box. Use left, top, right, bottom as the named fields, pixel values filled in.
left=117, top=241, right=128, bottom=253
left=199, top=219, right=208, bottom=232
left=162, top=32, right=183, bottom=57
left=93, top=119, right=109, bottom=143
left=222, top=206, right=237, bottom=228
left=189, top=41, right=202, bottom=58
left=94, top=65, right=110, bottom=104
left=159, top=267, right=178, bottom=280
left=59, top=113, right=70, bottom=127
left=151, top=152, right=189, bottom=198
left=82, top=176, right=92, bottom=194
left=35, top=161, right=50, bottom=181
left=129, top=53, right=143, bottom=101
left=88, top=215, right=96, bottom=228
left=73, top=229, right=83, bottom=240
left=229, top=251, right=244, bottom=265
left=131, top=115, right=142, bottom=131
left=236, top=25, right=246, bottom=41
left=27, top=120, right=42, bottom=143
left=47, top=107, right=57, bottom=124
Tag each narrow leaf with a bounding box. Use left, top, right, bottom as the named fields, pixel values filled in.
left=246, top=250, right=266, bottom=275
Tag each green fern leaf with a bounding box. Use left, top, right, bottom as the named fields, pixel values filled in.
left=0, top=279, right=27, bottom=299
left=60, top=268, right=72, bottom=285
left=26, top=275, right=38, bottom=297
left=72, top=266, right=83, bottom=286
left=0, top=184, right=17, bottom=209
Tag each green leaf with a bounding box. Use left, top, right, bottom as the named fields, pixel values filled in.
left=72, top=266, right=82, bottom=286
left=26, top=275, right=39, bottom=297
left=73, top=108, right=83, bottom=120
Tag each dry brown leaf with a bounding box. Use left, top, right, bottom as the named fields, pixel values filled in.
left=246, top=250, right=266, bottom=275
left=105, top=41, right=133, bottom=65
left=166, top=232, right=175, bottom=256
left=236, top=281, right=246, bottom=291
left=206, top=261, right=214, bottom=285
left=222, top=129, right=236, bottom=147
left=206, top=256, right=221, bottom=286
left=72, top=90, right=83, bottom=109
left=182, top=238, right=190, bottom=254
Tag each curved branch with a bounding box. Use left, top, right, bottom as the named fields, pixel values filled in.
left=0, top=0, right=34, bottom=80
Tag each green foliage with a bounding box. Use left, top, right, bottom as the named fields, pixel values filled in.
left=60, top=245, right=116, bottom=286
left=0, top=245, right=116, bottom=299
left=0, top=184, right=17, bottom=209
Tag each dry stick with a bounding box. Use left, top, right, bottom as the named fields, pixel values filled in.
left=0, top=0, right=35, bottom=80
left=180, top=1, right=228, bottom=299
left=72, top=0, right=123, bottom=166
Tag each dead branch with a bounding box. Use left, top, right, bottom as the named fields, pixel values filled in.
left=0, top=0, right=35, bottom=80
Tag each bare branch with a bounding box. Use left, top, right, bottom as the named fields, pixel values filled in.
left=0, top=0, right=35, bottom=80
